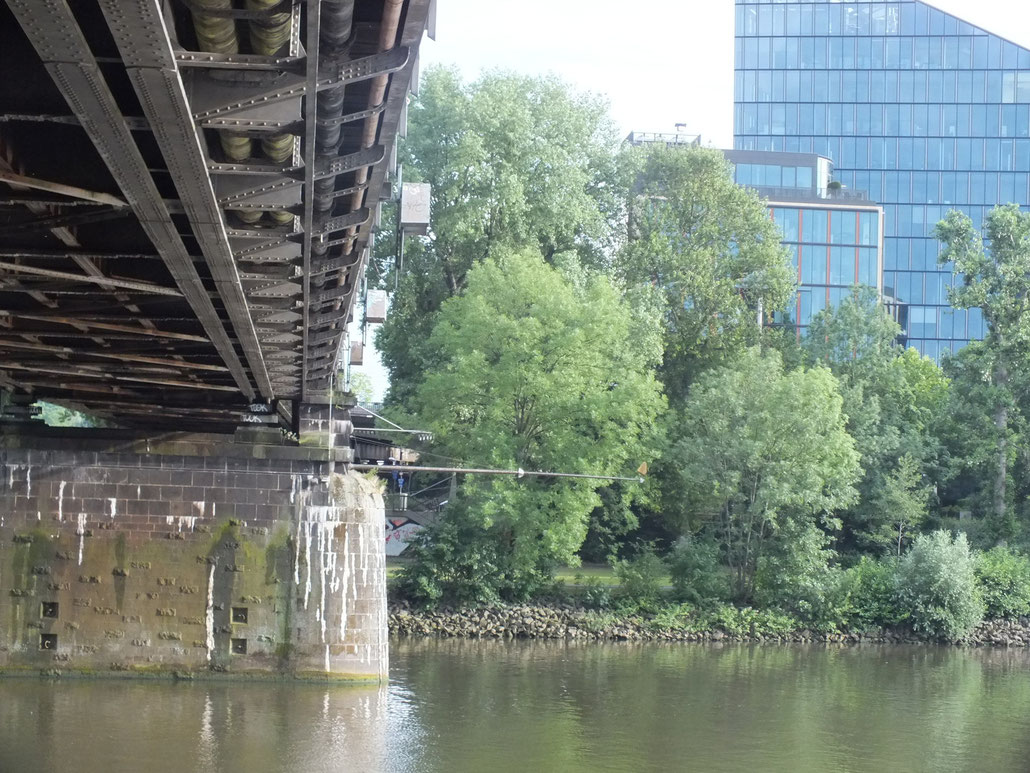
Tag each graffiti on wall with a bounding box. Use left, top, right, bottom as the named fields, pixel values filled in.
left=385, top=517, right=422, bottom=556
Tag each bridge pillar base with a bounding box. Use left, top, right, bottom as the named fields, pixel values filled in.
left=297, top=398, right=354, bottom=463
left=0, top=428, right=386, bottom=681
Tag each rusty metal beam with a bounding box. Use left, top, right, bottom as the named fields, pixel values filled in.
left=0, top=339, right=228, bottom=371
left=1, top=312, right=209, bottom=342
left=0, top=362, right=239, bottom=392
left=0, top=261, right=182, bottom=296
left=317, top=0, right=434, bottom=389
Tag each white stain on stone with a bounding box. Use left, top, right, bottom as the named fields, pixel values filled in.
left=303, top=523, right=312, bottom=609
left=339, top=527, right=350, bottom=640
left=192, top=501, right=205, bottom=518
left=165, top=515, right=197, bottom=532
left=57, top=480, right=66, bottom=522
left=205, top=562, right=216, bottom=661
left=109, top=498, right=117, bottom=518
left=25, top=466, right=30, bottom=497
left=76, top=513, right=87, bottom=565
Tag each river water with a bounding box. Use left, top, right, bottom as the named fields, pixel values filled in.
left=2, top=640, right=1030, bottom=772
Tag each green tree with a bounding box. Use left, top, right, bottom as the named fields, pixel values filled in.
left=675, top=348, right=860, bottom=602
left=398, top=249, right=665, bottom=603
left=37, top=402, right=100, bottom=428
left=803, top=287, right=946, bottom=555
left=377, top=67, right=622, bottom=406
left=935, top=205, right=1030, bottom=535
left=866, top=454, right=929, bottom=557
left=618, top=145, right=796, bottom=398
left=804, top=285, right=901, bottom=373
left=936, top=342, right=1023, bottom=539
left=346, top=371, right=376, bottom=404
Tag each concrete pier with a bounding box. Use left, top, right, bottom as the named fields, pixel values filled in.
left=0, top=426, right=387, bottom=681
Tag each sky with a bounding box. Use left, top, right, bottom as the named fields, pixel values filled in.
left=419, top=0, right=1030, bottom=148
left=357, top=0, right=1030, bottom=399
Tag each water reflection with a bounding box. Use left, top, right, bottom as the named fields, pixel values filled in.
left=2, top=641, right=1030, bottom=772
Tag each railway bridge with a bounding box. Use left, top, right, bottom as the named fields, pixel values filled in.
left=0, top=0, right=432, bottom=681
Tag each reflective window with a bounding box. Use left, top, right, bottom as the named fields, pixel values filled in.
left=731, top=0, right=1023, bottom=356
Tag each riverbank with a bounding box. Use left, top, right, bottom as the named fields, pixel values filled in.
left=388, top=601, right=1030, bottom=646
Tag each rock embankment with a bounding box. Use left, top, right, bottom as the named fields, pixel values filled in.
left=387, top=602, right=1030, bottom=646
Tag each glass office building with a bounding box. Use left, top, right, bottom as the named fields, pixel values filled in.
left=733, top=0, right=1025, bottom=357
left=726, top=149, right=885, bottom=335
left=626, top=135, right=887, bottom=336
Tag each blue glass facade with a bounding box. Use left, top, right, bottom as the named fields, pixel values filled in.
left=770, top=203, right=883, bottom=332
left=733, top=0, right=1017, bottom=357
left=724, top=149, right=885, bottom=334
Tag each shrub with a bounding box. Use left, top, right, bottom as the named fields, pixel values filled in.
left=839, top=556, right=901, bottom=630
left=976, top=546, right=1030, bottom=619
left=581, top=576, right=613, bottom=610
left=646, top=602, right=695, bottom=631
left=701, top=604, right=799, bottom=638
left=895, top=531, right=984, bottom=640
left=396, top=508, right=550, bottom=606
left=614, top=547, right=666, bottom=608
left=754, top=520, right=838, bottom=627
left=668, top=536, right=730, bottom=605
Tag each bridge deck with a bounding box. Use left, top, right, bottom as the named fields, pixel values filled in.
left=0, top=0, right=429, bottom=431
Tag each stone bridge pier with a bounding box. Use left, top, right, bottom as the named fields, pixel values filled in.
left=0, top=406, right=388, bottom=681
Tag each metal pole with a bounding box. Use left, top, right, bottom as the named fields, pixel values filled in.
left=350, top=462, right=644, bottom=483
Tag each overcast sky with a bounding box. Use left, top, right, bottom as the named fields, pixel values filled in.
left=419, top=0, right=1030, bottom=148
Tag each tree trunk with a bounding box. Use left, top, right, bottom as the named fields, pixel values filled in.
left=994, top=362, right=1008, bottom=532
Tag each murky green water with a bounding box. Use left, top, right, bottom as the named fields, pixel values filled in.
left=2, top=640, right=1030, bottom=772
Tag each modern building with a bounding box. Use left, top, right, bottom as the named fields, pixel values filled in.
left=733, top=0, right=1024, bottom=358
left=627, top=132, right=887, bottom=336
left=726, top=149, right=885, bottom=335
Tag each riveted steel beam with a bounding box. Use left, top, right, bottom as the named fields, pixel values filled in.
left=0, top=313, right=208, bottom=342
left=0, top=339, right=229, bottom=372
left=174, top=51, right=305, bottom=72
left=189, top=48, right=409, bottom=121
left=297, top=0, right=320, bottom=403
left=5, top=0, right=258, bottom=401
left=213, top=147, right=383, bottom=206
left=95, top=0, right=274, bottom=399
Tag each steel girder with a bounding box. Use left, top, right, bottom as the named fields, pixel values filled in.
left=4, top=0, right=258, bottom=402
left=2, top=0, right=431, bottom=426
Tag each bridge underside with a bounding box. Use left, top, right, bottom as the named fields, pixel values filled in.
left=0, top=0, right=429, bottom=431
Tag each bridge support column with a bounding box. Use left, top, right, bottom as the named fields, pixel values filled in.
left=297, top=397, right=355, bottom=462
left=0, top=426, right=387, bottom=681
